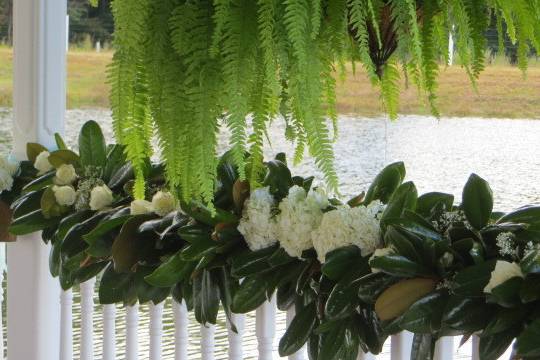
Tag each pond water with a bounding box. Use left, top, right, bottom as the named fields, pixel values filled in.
left=0, top=108, right=539, bottom=359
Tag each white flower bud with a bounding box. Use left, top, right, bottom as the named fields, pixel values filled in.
left=89, top=185, right=114, bottom=211
left=151, top=191, right=176, bottom=216
left=34, top=151, right=53, bottom=175
left=54, top=164, right=78, bottom=185
left=52, top=185, right=77, bottom=206
left=130, top=199, right=153, bottom=215
left=0, top=169, right=14, bottom=194
left=484, top=260, right=524, bottom=294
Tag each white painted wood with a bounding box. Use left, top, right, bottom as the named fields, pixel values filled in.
left=126, top=305, right=139, bottom=360
left=471, top=335, right=480, bottom=360
left=256, top=296, right=277, bottom=360
left=356, top=350, right=376, bottom=360
left=102, top=304, right=116, bottom=360
left=227, top=313, right=245, bottom=360
left=149, top=302, right=164, bottom=360
left=434, top=337, right=454, bottom=360
left=0, top=245, right=6, bottom=359
left=173, top=301, right=189, bottom=360
left=448, top=25, right=455, bottom=65
left=286, top=307, right=306, bottom=360
left=60, top=290, right=73, bottom=360
left=201, top=324, right=216, bottom=360
left=80, top=279, right=95, bottom=360
left=390, top=332, right=414, bottom=360
left=9, top=1, right=66, bottom=359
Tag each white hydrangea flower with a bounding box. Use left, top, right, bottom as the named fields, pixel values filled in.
left=151, top=191, right=175, bottom=216
left=52, top=185, right=77, bottom=206
left=0, top=169, right=14, bottom=194
left=484, top=260, right=524, bottom=294
left=312, top=202, right=382, bottom=263
left=130, top=199, right=153, bottom=215
left=369, top=247, right=395, bottom=273
left=495, top=232, right=517, bottom=258
left=34, top=151, right=53, bottom=175
left=238, top=187, right=277, bottom=251
left=276, top=186, right=329, bottom=258
left=54, top=164, right=78, bottom=185
left=0, top=155, right=20, bottom=176
left=89, top=185, right=114, bottom=211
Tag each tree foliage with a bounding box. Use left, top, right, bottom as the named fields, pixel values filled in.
left=109, top=0, right=540, bottom=204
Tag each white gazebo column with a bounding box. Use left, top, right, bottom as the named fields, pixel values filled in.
left=8, top=1, right=67, bottom=360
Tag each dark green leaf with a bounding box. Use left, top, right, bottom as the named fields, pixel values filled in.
left=193, top=270, right=220, bottom=325
left=416, top=192, right=454, bottom=217
left=279, top=301, right=317, bottom=356
left=452, top=260, right=496, bottom=296
left=462, top=174, right=493, bottom=230
left=321, top=245, right=362, bottom=280
left=369, top=255, right=433, bottom=277
left=364, top=162, right=405, bottom=205
left=516, top=319, right=540, bottom=358
left=78, top=120, right=107, bottom=168
left=488, top=276, right=523, bottom=308
left=400, top=292, right=448, bottom=333
left=9, top=209, right=55, bottom=235
left=231, top=274, right=268, bottom=313
left=112, top=214, right=155, bottom=272
left=411, top=333, right=435, bottom=360
left=230, top=245, right=276, bottom=277
left=480, top=327, right=520, bottom=360
left=381, top=182, right=418, bottom=227
left=145, top=251, right=196, bottom=287
left=48, top=150, right=80, bottom=168
left=98, top=263, right=135, bottom=305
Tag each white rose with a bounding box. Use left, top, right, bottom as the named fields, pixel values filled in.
left=312, top=203, right=382, bottom=263
left=151, top=191, right=175, bottom=216
left=0, top=169, right=14, bottom=194
left=484, top=260, right=524, bottom=294
left=52, top=185, right=77, bottom=206
left=34, top=151, right=53, bottom=175
left=130, top=199, right=153, bottom=215
left=54, top=164, right=78, bottom=185
left=276, top=186, right=328, bottom=258
left=238, top=187, right=277, bottom=251
left=369, top=247, right=395, bottom=273
left=89, top=185, right=114, bottom=211
left=0, top=155, right=20, bottom=176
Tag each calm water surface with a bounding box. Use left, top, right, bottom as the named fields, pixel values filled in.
left=0, top=109, right=539, bottom=359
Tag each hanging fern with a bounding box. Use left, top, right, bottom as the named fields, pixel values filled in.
left=108, top=0, right=540, bottom=204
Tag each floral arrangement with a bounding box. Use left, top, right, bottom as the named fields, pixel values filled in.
left=3, top=121, right=540, bottom=359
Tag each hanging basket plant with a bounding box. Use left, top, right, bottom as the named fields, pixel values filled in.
left=106, top=0, right=540, bottom=205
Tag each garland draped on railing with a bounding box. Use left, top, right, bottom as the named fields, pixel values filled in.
left=1, top=121, right=540, bottom=360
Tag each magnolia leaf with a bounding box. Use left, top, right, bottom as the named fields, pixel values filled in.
left=516, top=319, right=540, bottom=357
left=279, top=302, right=318, bottom=356
left=145, top=251, right=195, bottom=287
left=99, top=263, right=136, bottom=305
left=496, top=206, right=540, bottom=226
left=380, top=181, right=418, bottom=227
left=369, top=254, right=433, bottom=278
left=452, top=260, right=496, bottom=296
left=521, top=249, right=540, bottom=274
left=79, top=120, right=107, bottom=168
left=321, top=245, right=362, bottom=280
left=112, top=214, right=154, bottom=273
left=26, top=143, right=48, bottom=163
left=48, top=150, right=80, bottom=168
left=462, top=174, right=493, bottom=230
left=441, top=296, right=492, bottom=333
left=54, top=133, right=68, bottom=150
left=134, top=265, right=170, bottom=304
left=399, top=291, right=448, bottom=333
left=232, top=180, right=250, bottom=211
left=480, top=327, right=520, bottom=360
left=374, top=278, right=437, bottom=321
left=193, top=269, right=220, bottom=325
left=230, top=245, right=276, bottom=277
left=231, top=274, right=268, bottom=313
left=363, top=162, right=405, bottom=205
left=416, top=192, right=454, bottom=217
left=9, top=209, right=53, bottom=235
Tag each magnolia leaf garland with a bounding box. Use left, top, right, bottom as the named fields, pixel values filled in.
left=3, top=120, right=540, bottom=359
left=108, top=0, right=540, bottom=205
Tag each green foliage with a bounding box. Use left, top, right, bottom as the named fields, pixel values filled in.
left=109, top=0, right=540, bottom=204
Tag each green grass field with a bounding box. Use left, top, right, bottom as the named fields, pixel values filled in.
left=1, top=46, right=539, bottom=118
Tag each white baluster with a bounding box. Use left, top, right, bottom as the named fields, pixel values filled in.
left=286, top=307, right=306, bottom=360
left=471, top=335, right=480, bottom=360
left=356, top=350, right=376, bottom=360
left=434, top=337, right=454, bottom=360
left=256, top=296, right=277, bottom=360
left=80, top=278, right=96, bottom=360
left=391, top=332, right=414, bottom=360
left=173, top=301, right=189, bottom=360
left=149, top=302, right=164, bottom=360
left=201, top=323, right=216, bottom=360
left=126, top=304, right=139, bottom=360
left=227, top=313, right=245, bottom=360
left=60, top=289, right=73, bottom=360
left=102, top=304, right=116, bottom=360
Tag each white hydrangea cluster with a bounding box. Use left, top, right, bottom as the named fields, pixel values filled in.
left=0, top=154, right=19, bottom=194
left=34, top=151, right=53, bottom=175
left=495, top=232, right=518, bottom=258
left=276, top=186, right=329, bottom=258
left=237, top=187, right=278, bottom=251
left=484, top=260, right=524, bottom=293
left=312, top=201, right=383, bottom=263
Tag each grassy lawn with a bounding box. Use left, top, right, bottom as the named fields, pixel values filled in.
left=1, top=46, right=539, bottom=118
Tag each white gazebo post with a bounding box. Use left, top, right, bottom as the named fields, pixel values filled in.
left=8, top=1, right=67, bottom=359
